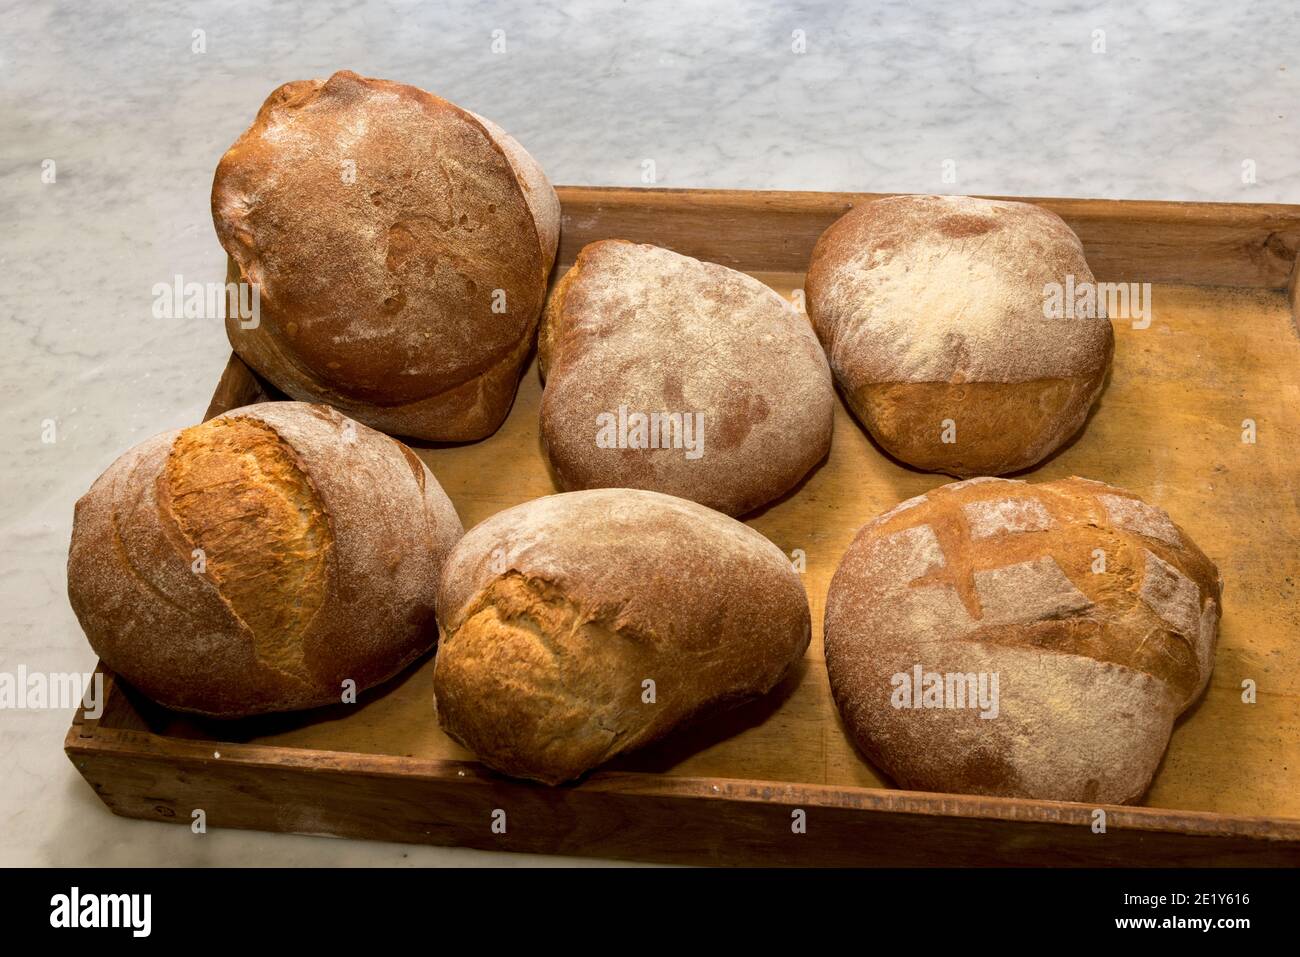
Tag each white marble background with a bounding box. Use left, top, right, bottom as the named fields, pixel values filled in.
left=0, top=0, right=1295, bottom=866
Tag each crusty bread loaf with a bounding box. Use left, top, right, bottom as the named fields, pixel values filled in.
left=433, top=488, right=811, bottom=784
left=824, top=476, right=1221, bottom=804
left=212, top=71, right=559, bottom=441
left=539, top=240, right=835, bottom=516
left=806, top=195, right=1113, bottom=476
left=67, top=401, right=463, bottom=717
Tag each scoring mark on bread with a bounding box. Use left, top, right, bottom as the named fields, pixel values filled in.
left=161, top=416, right=333, bottom=683
left=962, top=496, right=1054, bottom=540
left=397, top=442, right=427, bottom=493
left=973, top=556, right=1094, bottom=627
left=878, top=475, right=1211, bottom=670
left=1097, top=493, right=1182, bottom=548
left=1139, top=549, right=1202, bottom=641
left=876, top=479, right=1214, bottom=693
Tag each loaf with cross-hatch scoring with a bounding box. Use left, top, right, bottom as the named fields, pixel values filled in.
left=824, top=476, right=1222, bottom=805
left=433, top=488, right=811, bottom=784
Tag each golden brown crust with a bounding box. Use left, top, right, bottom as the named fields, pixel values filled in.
left=212, top=71, right=558, bottom=440
left=853, top=371, right=1112, bottom=475
left=806, top=194, right=1114, bottom=477
left=162, top=417, right=332, bottom=685
left=433, top=488, right=811, bottom=784
left=824, top=476, right=1223, bottom=804
left=537, top=258, right=580, bottom=382
left=67, top=401, right=464, bottom=717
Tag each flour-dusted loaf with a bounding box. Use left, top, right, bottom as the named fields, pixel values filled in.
left=806, top=195, right=1114, bottom=477
left=433, top=488, right=811, bottom=784
left=539, top=240, right=835, bottom=516
left=67, top=402, right=463, bottom=717
left=824, top=476, right=1221, bottom=804
left=212, top=71, right=559, bottom=441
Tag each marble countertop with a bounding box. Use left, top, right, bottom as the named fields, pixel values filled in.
left=2, top=0, right=1295, bottom=867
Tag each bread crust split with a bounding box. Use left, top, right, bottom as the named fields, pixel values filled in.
left=539, top=240, right=835, bottom=516
left=806, top=194, right=1114, bottom=477
left=67, top=401, right=464, bottom=717
left=824, top=476, right=1222, bottom=804
left=433, top=488, right=811, bottom=784
left=212, top=71, right=560, bottom=441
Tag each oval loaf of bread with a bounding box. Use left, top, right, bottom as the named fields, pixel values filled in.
left=539, top=240, right=835, bottom=516
left=434, top=488, right=811, bottom=784
left=824, top=476, right=1222, bottom=804
left=67, top=402, right=464, bottom=717
left=212, top=70, right=559, bottom=441
left=806, top=194, right=1114, bottom=477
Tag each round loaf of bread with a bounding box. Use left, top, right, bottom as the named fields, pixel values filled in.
left=433, top=488, right=811, bottom=784
left=67, top=402, right=464, bottom=717
left=824, top=476, right=1221, bottom=804
left=806, top=195, right=1114, bottom=477
left=539, top=240, right=835, bottom=516
left=212, top=71, right=560, bottom=441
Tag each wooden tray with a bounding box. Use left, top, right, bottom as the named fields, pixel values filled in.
left=66, top=187, right=1300, bottom=866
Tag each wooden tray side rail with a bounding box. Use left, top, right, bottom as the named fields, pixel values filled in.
left=64, top=678, right=1300, bottom=867
left=554, top=187, right=1300, bottom=289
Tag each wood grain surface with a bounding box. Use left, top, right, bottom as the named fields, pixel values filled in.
left=69, top=187, right=1300, bottom=865
left=555, top=187, right=1300, bottom=287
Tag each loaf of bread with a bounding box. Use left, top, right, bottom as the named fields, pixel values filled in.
left=212, top=71, right=559, bottom=441
left=67, top=402, right=463, bottom=717
left=824, top=476, right=1221, bottom=804
left=433, top=488, right=811, bottom=784
left=539, top=240, right=835, bottom=515
left=806, top=195, right=1113, bottom=476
